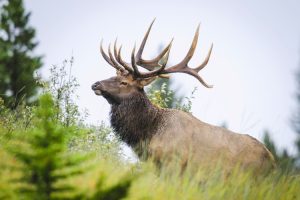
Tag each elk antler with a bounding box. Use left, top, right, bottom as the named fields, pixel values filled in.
left=100, top=20, right=213, bottom=88
left=101, top=20, right=172, bottom=73
left=100, top=40, right=126, bottom=73
left=163, top=26, right=213, bottom=88
left=135, top=19, right=173, bottom=70
left=113, top=40, right=134, bottom=73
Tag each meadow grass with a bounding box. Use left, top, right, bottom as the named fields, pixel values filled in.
left=2, top=129, right=299, bottom=200
left=63, top=157, right=300, bottom=200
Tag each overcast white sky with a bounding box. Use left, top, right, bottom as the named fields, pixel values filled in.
left=24, top=0, right=300, bottom=154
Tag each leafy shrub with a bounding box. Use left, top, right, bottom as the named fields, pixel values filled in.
left=147, top=78, right=197, bottom=113
left=0, top=96, right=34, bottom=138
left=69, top=122, right=122, bottom=160
left=40, top=58, right=122, bottom=157
left=43, top=57, right=83, bottom=127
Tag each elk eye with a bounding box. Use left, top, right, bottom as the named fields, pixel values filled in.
left=120, top=81, right=128, bottom=86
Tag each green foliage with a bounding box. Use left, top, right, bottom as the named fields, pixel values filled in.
left=291, top=63, right=300, bottom=164
left=43, top=57, right=83, bottom=127
left=147, top=77, right=196, bottom=113
left=125, top=161, right=300, bottom=200
left=1, top=55, right=121, bottom=156
left=0, top=0, right=42, bottom=108
left=147, top=78, right=181, bottom=108
left=174, top=87, right=197, bottom=113
left=0, top=94, right=133, bottom=199
left=41, top=58, right=122, bottom=158
left=0, top=147, right=19, bottom=200
left=0, top=96, right=34, bottom=138
left=263, top=131, right=297, bottom=173
left=7, top=94, right=89, bottom=199
left=89, top=173, right=135, bottom=200
left=69, top=123, right=121, bottom=160
left=0, top=55, right=127, bottom=199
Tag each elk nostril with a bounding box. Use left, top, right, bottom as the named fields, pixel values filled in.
left=92, top=82, right=99, bottom=90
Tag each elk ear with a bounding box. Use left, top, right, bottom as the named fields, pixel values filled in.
left=138, top=76, right=157, bottom=87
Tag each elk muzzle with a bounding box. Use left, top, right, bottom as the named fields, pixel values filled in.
left=91, top=81, right=103, bottom=96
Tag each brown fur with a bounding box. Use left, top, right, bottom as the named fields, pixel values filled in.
left=92, top=76, right=275, bottom=173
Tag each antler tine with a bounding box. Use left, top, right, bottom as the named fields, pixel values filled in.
left=117, top=46, right=134, bottom=73
left=100, top=40, right=124, bottom=72
left=113, top=39, right=134, bottom=73
left=135, top=19, right=154, bottom=69
left=131, top=44, right=141, bottom=76
left=113, top=38, right=119, bottom=59
left=158, top=39, right=173, bottom=66
left=195, top=43, right=213, bottom=72
left=107, top=43, right=126, bottom=72
left=135, top=19, right=173, bottom=71
left=179, top=25, right=200, bottom=67
left=163, top=25, right=213, bottom=88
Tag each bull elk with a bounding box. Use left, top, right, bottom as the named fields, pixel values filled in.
left=92, top=20, right=275, bottom=173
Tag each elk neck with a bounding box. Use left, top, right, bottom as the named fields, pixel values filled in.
left=110, top=90, right=166, bottom=147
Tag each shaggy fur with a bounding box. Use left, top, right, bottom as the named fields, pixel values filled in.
left=111, top=91, right=156, bottom=144
left=110, top=90, right=168, bottom=156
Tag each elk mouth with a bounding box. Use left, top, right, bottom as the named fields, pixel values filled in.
left=91, top=82, right=103, bottom=96
left=94, top=90, right=102, bottom=96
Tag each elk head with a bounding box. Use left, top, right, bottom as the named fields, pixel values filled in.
left=92, top=20, right=213, bottom=105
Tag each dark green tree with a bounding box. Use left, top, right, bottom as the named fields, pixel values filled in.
left=9, top=94, right=88, bottom=199
left=0, top=0, right=42, bottom=108
left=263, top=130, right=296, bottom=173
left=292, top=65, right=300, bottom=163
left=89, top=174, right=135, bottom=200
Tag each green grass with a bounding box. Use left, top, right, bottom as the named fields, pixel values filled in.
left=1, top=145, right=300, bottom=199
left=56, top=158, right=300, bottom=200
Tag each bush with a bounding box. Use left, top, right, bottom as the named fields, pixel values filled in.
left=147, top=78, right=197, bottom=113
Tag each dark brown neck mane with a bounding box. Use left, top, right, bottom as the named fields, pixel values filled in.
left=110, top=90, right=164, bottom=148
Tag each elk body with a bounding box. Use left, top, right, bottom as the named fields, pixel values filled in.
left=92, top=20, right=275, bottom=173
